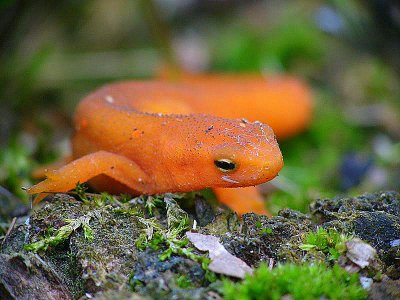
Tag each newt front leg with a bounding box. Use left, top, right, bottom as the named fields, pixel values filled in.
left=28, top=150, right=150, bottom=204
left=213, top=186, right=271, bottom=217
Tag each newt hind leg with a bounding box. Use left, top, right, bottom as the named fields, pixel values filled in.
left=28, top=151, right=150, bottom=204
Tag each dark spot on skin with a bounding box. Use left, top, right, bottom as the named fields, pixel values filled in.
left=111, top=166, right=115, bottom=169
left=205, top=125, right=214, bottom=133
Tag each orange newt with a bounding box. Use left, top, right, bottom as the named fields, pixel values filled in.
left=162, top=73, right=313, bottom=139
left=28, top=75, right=312, bottom=215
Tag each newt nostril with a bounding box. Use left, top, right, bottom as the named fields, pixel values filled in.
left=263, top=155, right=283, bottom=177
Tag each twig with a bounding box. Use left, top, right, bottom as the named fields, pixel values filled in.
left=2, top=217, right=17, bottom=246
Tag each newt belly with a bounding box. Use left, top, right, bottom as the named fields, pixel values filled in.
left=28, top=75, right=312, bottom=215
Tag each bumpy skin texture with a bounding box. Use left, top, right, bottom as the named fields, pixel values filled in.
left=28, top=75, right=312, bottom=215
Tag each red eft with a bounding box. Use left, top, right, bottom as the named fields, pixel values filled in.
left=28, top=75, right=312, bottom=215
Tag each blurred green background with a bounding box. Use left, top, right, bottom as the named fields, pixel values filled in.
left=0, top=0, right=399, bottom=214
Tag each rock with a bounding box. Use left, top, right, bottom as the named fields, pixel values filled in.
left=310, top=191, right=400, bottom=277
left=0, top=191, right=398, bottom=299
left=0, top=253, right=73, bottom=300
left=368, top=277, right=400, bottom=300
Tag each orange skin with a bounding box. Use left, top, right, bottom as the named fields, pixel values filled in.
left=157, top=68, right=314, bottom=139
left=28, top=75, right=312, bottom=215
left=161, top=73, right=313, bottom=139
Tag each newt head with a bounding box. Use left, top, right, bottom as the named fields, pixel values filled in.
left=209, top=119, right=283, bottom=188
left=163, top=115, right=283, bottom=191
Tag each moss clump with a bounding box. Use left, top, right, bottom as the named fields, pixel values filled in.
left=223, top=263, right=366, bottom=300
left=144, top=195, right=165, bottom=216
left=134, top=195, right=190, bottom=255
left=176, top=275, right=193, bottom=289
left=24, top=214, right=94, bottom=252
left=300, top=227, right=352, bottom=261
left=132, top=195, right=217, bottom=283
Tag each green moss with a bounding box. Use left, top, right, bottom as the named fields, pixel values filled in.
left=144, top=195, right=164, bottom=216
left=0, top=137, right=35, bottom=201
left=261, top=227, right=273, bottom=234
left=176, top=275, right=193, bottom=289
left=223, top=263, right=366, bottom=300
left=300, top=227, right=351, bottom=261
left=134, top=195, right=190, bottom=254
left=132, top=194, right=217, bottom=283
left=73, top=182, right=89, bottom=202
left=24, top=214, right=94, bottom=252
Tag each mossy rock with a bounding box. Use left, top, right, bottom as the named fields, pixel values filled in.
left=0, top=191, right=399, bottom=299
left=310, top=191, right=400, bottom=279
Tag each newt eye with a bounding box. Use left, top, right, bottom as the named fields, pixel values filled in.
left=214, top=159, right=236, bottom=172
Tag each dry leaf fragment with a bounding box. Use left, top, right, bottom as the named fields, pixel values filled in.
left=186, top=232, right=253, bottom=279
left=346, top=238, right=377, bottom=268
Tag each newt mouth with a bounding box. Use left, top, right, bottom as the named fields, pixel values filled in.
left=221, top=175, right=240, bottom=184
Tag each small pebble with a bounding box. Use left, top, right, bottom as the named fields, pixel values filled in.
left=389, top=239, right=400, bottom=247
left=359, top=276, right=373, bottom=290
